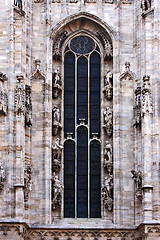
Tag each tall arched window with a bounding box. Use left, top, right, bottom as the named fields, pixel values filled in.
left=64, top=36, right=101, bottom=218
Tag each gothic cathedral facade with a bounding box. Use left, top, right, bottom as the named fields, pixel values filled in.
left=0, top=0, right=160, bottom=239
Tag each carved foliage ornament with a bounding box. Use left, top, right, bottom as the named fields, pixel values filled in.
left=0, top=72, right=8, bottom=116
left=53, top=31, right=68, bottom=60
left=142, top=75, right=153, bottom=116
left=0, top=162, right=5, bottom=192
left=24, top=165, right=32, bottom=202
left=96, top=31, right=113, bottom=60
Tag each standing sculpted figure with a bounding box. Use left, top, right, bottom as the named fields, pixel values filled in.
left=103, top=71, right=113, bottom=100
left=102, top=175, right=113, bottom=211
left=52, top=106, right=61, bottom=136
left=52, top=138, right=63, bottom=161
left=52, top=174, right=63, bottom=210
left=52, top=70, right=62, bottom=98
left=0, top=164, right=5, bottom=191
left=104, top=141, right=113, bottom=174
left=103, top=107, right=113, bottom=136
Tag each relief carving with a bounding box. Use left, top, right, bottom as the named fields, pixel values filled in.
left=15, top=75, right=25, bottom=116
left=102, top=71, right=113, bottom=100
left=133, top=87, right=141, bottom=128
left=52, top=138, right=63, bottom=172
left=53, top=31, right=68, bottom=60
left=131, top=170, right=143, bottom=201
left=14, top=0, right=22, bottom=9
left=52, top=70, right=62, bottom=98
left=24, top=165, right=32, bottom=202
left=0, top=163, right=5, bottom=192
left=52, top=106, right=62, bottom=135
left=103, top=107, right=113, bottom=136
left=104, top=141, right=113, bottom=175
left=141, top=0, right=151, bottom=11
left=142, top=75, right=153, bottom=116
left=96, top=31, right=113, bottom=60
left=25, top=85, right=32, bottom=127
left=102, top=175, right=113, bottom=211
left=0, top=72, right=8, bottom=116
left=104, top=0, right=114, bottom=3
left=52, top=173, right=63, bottom=210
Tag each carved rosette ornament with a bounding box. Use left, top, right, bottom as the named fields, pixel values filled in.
left=24, top=165, right=32, bottom=202
left=25, top=85, right=32, bottom=127
left=0, top=72, right=8, bottom=116
left=0, top=163, right=5, bottom=192
left=103, top=107, right=113, bottom=136
left=15, top=75, right=25, bottom=116
left=133, top=87, right=141, bottom=128
left=52, top=70, right=62, bottom=98
left=52, top=106, right=62, bottom=135
left=52, top=173, right=63, bottom=210
left=102, top=71, right=113, bottom=100
left=142, top=75, right=153, bottom=116
left=131, top=170, right=143, bottom=201
left=104, top=141, right=113, bottom=174
left=102, top=175, right=113, bottom=211
left=52, top=138, right=63, bottom=172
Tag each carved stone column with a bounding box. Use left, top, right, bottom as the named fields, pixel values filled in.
left=141, top=75, right=153, bottom=222
left=14, top=74, right=25, bottom=219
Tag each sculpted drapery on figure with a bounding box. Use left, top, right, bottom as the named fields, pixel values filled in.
left=102, top=175, right=113, bottom=211
left=103, top=71, right=113, bottom=100
left=52, top=138, right=63, bottom=172
left=52, top=173, right=63, bottom=210
left=0, top=163, right=5, bottom=192
left=103, top=107, right=113, bottom=137
left=52, top=105, right=62, bottom=136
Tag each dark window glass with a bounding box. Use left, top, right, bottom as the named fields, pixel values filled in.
left=77, top=126, right=88, bottom=218
left=70, top=36, right=95, bottom=54
left=64, top=140, right=75, bottom=218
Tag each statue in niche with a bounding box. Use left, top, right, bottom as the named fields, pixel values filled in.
left=133, top=87, right=141, bottom=128
left=103, top=107, right=113, bottom=137
left=15, top=75, right=25, bottom=116
left=102, top=175, right=113, bottom=211
left=104, top=141, right=113, bottom=175
left=52, top=138, right=63, bottom=172
left=0, top=163, right=5, bottom=192
left=142, top=76, right=153, bottom=116
left=25, top=85, right=32, bottom=127
left=52, top=173, right=63, bottom=210
left=131, top=170, right=143, bottom=201
left=52, top=70, right=62, bottom=98
left=102, top=71, right=113, bottom=100
left=24, top=165, right=32, bottom=202
left=52, top=106, right=61, bottom=136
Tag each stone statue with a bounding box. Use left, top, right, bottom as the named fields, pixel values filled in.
left=0, top=163, right=5, bottom=192
left=24, top=165, right=32, bottom=202
left=52, top=174, right=63, bottom=210
left=102, top=71, right=113, bottom=100
left=15, top=75, right=25, bottom=116
left=104, top=141, right=113, bottom=174
left=52, top=70, right=62, bottom=98
left=52, top=138, right=63, bottom=172
left=52, top=106, right=61, bottom=135
left=133, top=87, right=141, bottom=128
left=142, top=76, right=153, bottom=116
left=103, top=107, right=113, bottom=136
left=102, top=175, right=113, bottom=211
left=131, top=170, right=143, bottom=201
left=25, top=85, right=32, bottom=127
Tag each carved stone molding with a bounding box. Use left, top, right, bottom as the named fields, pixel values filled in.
left=25, top=85, right=32, bottom=127
left=142, top=75, right=153, bottom=116
left=96, top=31, right=113, bottom=60
left=102, top=175, right=113, bottom=211
left=0, top=72, right=8, bottom=116
left=15, top=75, right=25, bottom=116
left=121, top=0, right=132, bottom=3
left=133, top=87, right=141, bottom=128
left=0, top=162, right=5, bottom=193
left=52, top=31, right=68, bottom=60
left=52, top=173, right=63, bottom=210
left=141, top=0, right=151, bottom=11
left=52, top=70, right=62, bottom=98
left=34, top=0, right=44, bottom=2
left=103, top=107, right=113, bottom=137
left=131, top=170, right=143, bottom=201
left=14, top=0, right=22, bottom=9
left=102, top=71, right=113, bottom=100
left=24, top=165, right=32, bottom=202
left=119, top=62, right=135, bottom=82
